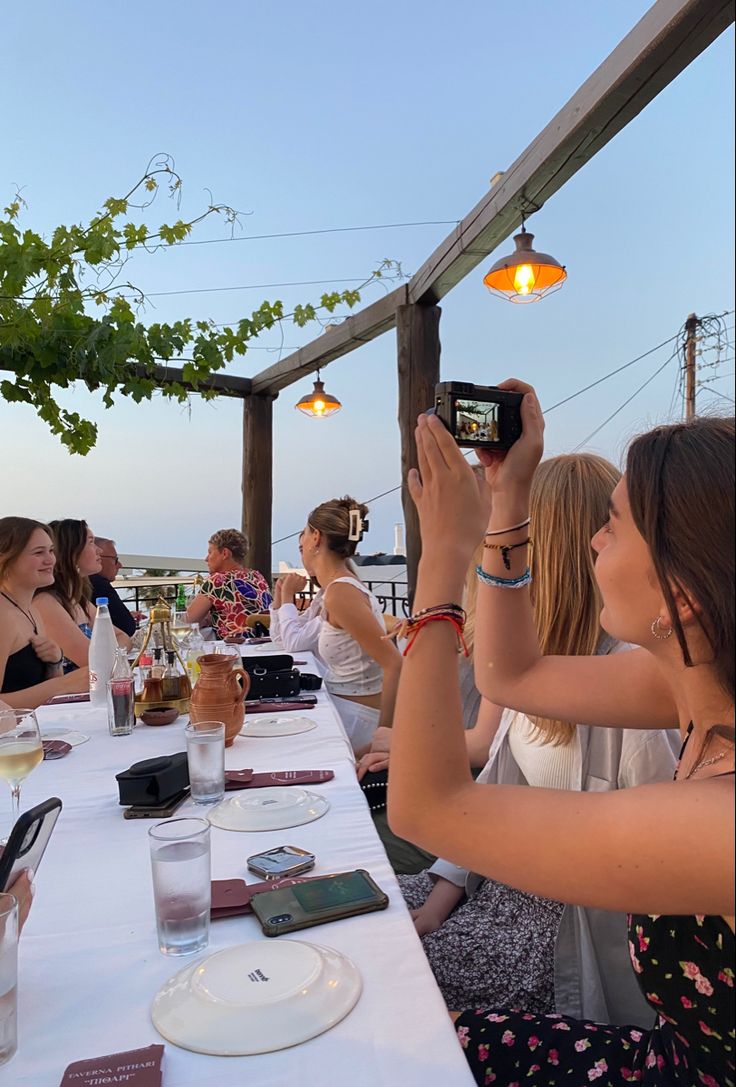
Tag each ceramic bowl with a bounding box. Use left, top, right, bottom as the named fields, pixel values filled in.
left=140, top=707, right=179, bottom=727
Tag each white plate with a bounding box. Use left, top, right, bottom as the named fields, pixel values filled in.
left=39, top=728, right=90, bottom=746
left=207, top=787, right=330, bottom=832
left=151, top=940, right=361, bottom=1055
left=239, top=714, right=316, bottom=738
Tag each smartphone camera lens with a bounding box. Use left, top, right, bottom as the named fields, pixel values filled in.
left=268, top=913, right=293, bottom=925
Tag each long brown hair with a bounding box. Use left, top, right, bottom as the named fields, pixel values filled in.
left=527, top=453, right=621, bottom=744
left=0, top=516, right=53, bottom=584
left=627, top=415, right=735, bottom=700
left=38, top=519, right=93, bottom=618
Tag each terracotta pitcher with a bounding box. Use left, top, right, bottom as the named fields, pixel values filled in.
left=189, top=654, right=249, bottom=747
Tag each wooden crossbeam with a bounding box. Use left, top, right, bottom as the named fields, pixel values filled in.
left=0, top=362, right=252, bottom=398
left=249, top=0, right=733, bottom=394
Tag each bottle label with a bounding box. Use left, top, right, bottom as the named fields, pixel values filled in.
left=90, top=670, right=99, bottom=689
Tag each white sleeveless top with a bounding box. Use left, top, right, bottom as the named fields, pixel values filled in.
left=318, top=577, right=384, bottom=697
left=506, top=711, right=577, bottom=789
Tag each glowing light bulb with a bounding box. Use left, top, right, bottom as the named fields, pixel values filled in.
left=513, top=263, right=536, bottom=295
left=313, top=399, right=326, bottom=415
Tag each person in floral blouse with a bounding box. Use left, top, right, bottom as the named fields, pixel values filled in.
left=186, top=528, right=272, bottom=640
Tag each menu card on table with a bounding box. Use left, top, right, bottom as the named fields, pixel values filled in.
left=59, top=1044, right=164, bottom=1087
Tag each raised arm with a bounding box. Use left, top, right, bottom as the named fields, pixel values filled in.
left=324, top=582, right=402, bottom=730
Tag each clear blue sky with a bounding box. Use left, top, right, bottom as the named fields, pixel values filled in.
left=2, top=1, right=734, bottom=566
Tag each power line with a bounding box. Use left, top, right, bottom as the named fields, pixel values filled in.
left=572, top=348, right=679, bottom=452
left=700, top=386, right=735, bottom=405
left=131, top=219, right=460, bottom=251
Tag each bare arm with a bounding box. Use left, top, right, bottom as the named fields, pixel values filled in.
left=411, top=877, right=465, bottom=937
left=325, top=582, right=402, bottom=730
left=1, top=636, right=89, bottom=709
left=185, top=592, right=213, bottom=626
left=32, top=594, right=90, bottom=668
left=464, top=698, right=503, bottom=768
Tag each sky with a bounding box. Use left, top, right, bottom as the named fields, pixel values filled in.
left=1, top=1, right=734, bottom=568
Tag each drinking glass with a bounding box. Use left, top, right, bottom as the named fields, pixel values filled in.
left=185, top=722, right=225, bottom=804
left=0, top=893, right=18, bottom=1066
left=0, top=710, right=43, bottom=830
left=148, top=818, right=211, bottom=956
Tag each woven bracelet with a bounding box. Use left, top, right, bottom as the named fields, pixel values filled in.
left=475, top=564, right=532, bottom=589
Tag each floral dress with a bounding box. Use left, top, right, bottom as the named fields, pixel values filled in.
left=456, top=910, right=734, bottom=1085
left=200, top=568, right=272, bottom=639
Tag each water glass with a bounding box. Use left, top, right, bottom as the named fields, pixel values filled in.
left=0, top=893, right=18, bottom=1066
left=185, top=722, right=225, bottom=804
left=107, top=677, right=135, bottom=736
left=148, top=818, right=210, bottom=956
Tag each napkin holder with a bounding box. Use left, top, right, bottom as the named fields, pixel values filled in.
left=116, top=753, right=189, bottom=806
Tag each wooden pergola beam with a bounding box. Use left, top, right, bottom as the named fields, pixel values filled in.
left=248, top=0, right=733, bottom=394
left=0, top=362, right=252, bottom=399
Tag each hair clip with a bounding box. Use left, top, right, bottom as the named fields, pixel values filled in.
left=348, top=509, right=362, bottom=542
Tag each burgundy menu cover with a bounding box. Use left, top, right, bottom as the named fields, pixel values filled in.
left=224, top=769, right=334, bottom=790
left=59, top=1044, right=164, bottom=1087
left=211, top=876, right=319, bottom=918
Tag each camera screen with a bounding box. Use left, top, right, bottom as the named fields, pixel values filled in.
left=453, top=398, right=502, bottom=444
left=292, top=872, right=377, bottom=913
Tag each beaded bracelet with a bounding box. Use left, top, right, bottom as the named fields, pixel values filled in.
left=475, top=565, right=532, bottom=589
left=483, top=537, right=531, bottom=570
left=386, top=603, right=468, bottom=657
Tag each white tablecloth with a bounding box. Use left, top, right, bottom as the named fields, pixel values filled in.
left=2, top=652, right=474, bottom=1086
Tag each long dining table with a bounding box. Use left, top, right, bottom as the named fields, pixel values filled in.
left=2, top=649, right=475, bottom=1086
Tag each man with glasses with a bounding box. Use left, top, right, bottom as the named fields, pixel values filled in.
left=89, top=537, right=137, bottom=637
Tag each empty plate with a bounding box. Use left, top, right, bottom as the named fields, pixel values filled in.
left=207, top=787, right=330, bottom=832
left=151, top=940, right=361, bottom=1055
left=240, top=714, right=316, bottom=738
left=40, top=728, right=90, bottom=746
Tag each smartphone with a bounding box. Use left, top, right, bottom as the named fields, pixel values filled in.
left=247, top=845, right=316, bottom=880
left=0, top=797, right=62, bottom=892
left=122, top=787, right=190, bottom=820
left=250, top=869, right=388, bottom=936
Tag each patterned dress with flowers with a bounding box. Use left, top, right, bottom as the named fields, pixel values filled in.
left=200, top=568, right=272, bottom=639
left=455, top=910, right=735, bottom=1085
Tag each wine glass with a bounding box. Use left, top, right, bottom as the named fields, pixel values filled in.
left=0, top=709, right=43, bottom=834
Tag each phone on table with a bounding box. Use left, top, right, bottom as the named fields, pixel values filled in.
left=250, top=868, right=388, bottom=936
left=247, top=845, right=316, bottom=880
left=122, top=787, right=190, bottom=820
left=0, top=797, right=62, bottom=892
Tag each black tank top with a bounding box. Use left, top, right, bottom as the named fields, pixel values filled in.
left=1, top=642, right=46, bottom=694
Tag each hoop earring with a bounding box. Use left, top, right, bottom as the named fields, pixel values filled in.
left=651, top=616, right=673, bottom=640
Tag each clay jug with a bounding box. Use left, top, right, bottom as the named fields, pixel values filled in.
left=189, top=653, right=249, bottom=747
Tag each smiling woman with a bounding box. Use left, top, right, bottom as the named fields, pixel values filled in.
left=0, top=517, right=88, bottom=708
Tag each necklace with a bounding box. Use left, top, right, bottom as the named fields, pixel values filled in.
left=689, top=750, right=728, bottom=776
left=0, top=590, right=38, bottom=634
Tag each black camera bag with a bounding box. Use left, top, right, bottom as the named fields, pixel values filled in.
left=242, top=654, right=301, bottom=700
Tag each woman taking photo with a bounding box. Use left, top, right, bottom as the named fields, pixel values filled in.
left=388, top=388, right=734, bottom=1086
left=34, top=519, right=130, bottom=670
left=301, top=495, right=402, bottom=753
left=0, top=517, right=89, bottom=707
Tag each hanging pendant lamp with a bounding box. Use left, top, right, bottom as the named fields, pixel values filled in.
left=483, top=224, right=566, bottom=303
left=294, top=369, right=342, bottom=417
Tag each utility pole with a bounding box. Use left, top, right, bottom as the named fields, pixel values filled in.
left=684, top=313, right=699, bottom=421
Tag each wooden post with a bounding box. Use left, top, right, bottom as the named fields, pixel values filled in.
left=242, top=394, right=274, bottom=583
left=684, top=313, right=699, bottom=421
left=396, top=303, right=441, bottom=606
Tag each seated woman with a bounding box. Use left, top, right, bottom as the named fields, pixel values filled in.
left=301, top=496, right=402, bottom=753
left=388, top=391, right=734, bottom=1087
left=269, top=532, right=325, bottom=657
left=396, top=455, right=678, bottom=1024
left=0, top=517, right=89, bottom=708
left=186, top=528, right=272, bottom=640
left=34, top=519, right=129, bottom=670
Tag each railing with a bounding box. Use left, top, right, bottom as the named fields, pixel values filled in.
left=112, top=574, right=410, bottom=618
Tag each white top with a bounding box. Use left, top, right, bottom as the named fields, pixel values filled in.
left=14, top=649, right=475, bottom=1087
left=506, top=711, right=577, bottom=789
left=318, top=577, right=384, bottom=697
left=269, top=590, right=324, bottom=657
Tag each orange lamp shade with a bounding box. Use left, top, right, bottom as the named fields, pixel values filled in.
left=295, top=378, right=342, bottom=417
left=484, top=229, right=566, bottom=303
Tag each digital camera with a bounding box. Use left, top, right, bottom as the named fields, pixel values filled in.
left=430, top=381, right=523, bottom=451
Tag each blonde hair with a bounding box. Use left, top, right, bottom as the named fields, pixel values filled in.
left=525, top=453, right=620, bottom=745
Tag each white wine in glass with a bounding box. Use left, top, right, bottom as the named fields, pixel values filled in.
left=0, top=709, right=43, bottom=832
